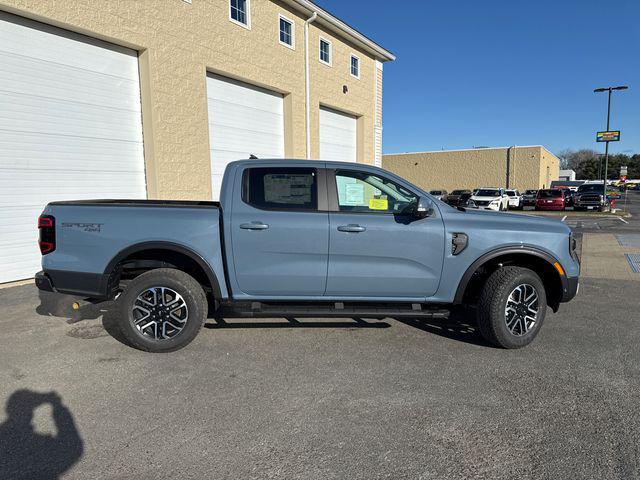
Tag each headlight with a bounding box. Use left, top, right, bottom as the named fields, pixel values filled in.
left=490, top=199, right=500, bottom=205
left=467, top=200, right=476, bottom=207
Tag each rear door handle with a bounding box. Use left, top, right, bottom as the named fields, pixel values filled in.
left=337, top=224, right=366, bottom=233
left=240, top=222, right=269, bottom=230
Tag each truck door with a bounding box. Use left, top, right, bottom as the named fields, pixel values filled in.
left=230, top=165, right=329, bottom=297
left=325, top=168, right=445, bottom=299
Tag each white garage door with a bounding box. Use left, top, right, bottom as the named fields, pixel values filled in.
left=0, top=12, right=146, bottom=283
left=206, top=74, right=285, bottom=200
left=319, top=106, right=357, bottom=163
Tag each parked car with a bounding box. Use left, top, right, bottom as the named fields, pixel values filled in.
left=469, top=188, right=510, bottom=211
left=535, top=189, right=565, bottom=211
left=36, top=159, right=580, bottom=352
left=522, top=189, right=538, bottom=207
left=457, top=192, right=475, bottom=208
left=559, top=188, right=574, bottom=207
left=443, top=189, right=472, bottom=207
left=505, top=189, right=523, bottom=210
left=429, top=189, right=448, bottom=201
left=573, top=183, right=611, bottom=212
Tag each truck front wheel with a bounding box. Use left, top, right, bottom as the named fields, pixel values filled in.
left=115, top=268, right=207, bottom=352
left=476, top=266, right=547, bottom=348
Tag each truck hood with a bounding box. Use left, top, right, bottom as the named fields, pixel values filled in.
left=448, top=207, right=570, bottom=234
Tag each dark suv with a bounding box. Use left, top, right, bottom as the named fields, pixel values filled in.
left=574, top=184, right=610, bottom=212
left=443, top=189, right=472, bottom=207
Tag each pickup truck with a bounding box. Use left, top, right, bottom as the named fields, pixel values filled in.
left=36, top=160, right=580, bottom=352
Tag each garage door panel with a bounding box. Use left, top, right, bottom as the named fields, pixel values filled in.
left=0, top=131, right=144, bottom=170
left=0, top=13, right=139, bottom=80
left=207, top=100, right=284, bottom=135
left=0, top=12, right=146, bottom=283
left=0, top=51, right=141, bottom=110
left=0, top=93, right=143, bottom=141
left=319, top=107, right=357, bottom=163
left=207, top=74, right=285, bottom=200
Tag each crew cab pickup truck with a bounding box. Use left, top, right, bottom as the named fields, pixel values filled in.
left=36, top=160, right=580, bottom=352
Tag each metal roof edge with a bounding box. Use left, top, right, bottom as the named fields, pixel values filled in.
left=283, top=0, right=395, bottom=62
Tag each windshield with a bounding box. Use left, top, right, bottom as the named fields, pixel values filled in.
left=538, top=190, right=562, bottom=198
left=505, top=191, right=515, bottom=197
left=476, top=189, right=500, bottom=197
left=451, top=189, right=466, bottom=195
left=524, top=190, right=537, bottom=195
left=578, top=184, right=604, bottom=193
left=430, top=190, right=443, bottom=195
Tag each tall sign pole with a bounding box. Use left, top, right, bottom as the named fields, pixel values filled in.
left=594, top=85, right=628, bottom=195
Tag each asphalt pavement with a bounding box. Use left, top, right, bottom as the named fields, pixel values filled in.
left=0, top=193, right=639, bottom=480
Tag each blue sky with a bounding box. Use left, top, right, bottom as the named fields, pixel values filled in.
left=319, top=0, right=639, bottom=156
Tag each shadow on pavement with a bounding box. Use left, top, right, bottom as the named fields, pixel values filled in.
left=393, top=307, right=496, bottom=348
left=36, top=290, right=108, bottom=324
left=0, top=390, right=84, bottom=480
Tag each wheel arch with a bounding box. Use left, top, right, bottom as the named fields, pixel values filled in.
left=101, top=241, right=222, bottom=301
left=454, top=246, right=567, bottom=312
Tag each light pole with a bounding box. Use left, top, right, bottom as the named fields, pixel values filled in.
left=594, top=85, right=628, bottom=194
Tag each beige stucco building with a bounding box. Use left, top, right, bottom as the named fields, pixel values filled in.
left=383, top=146, right=560, bottom=192
left=0, top=0, right=393, bottom=283
left=0, top=0, right=393, bottom=199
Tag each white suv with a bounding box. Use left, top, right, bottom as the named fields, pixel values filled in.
left=470, top=187, right=509, bottom=211
left=505, top=189, right=523, bottom=210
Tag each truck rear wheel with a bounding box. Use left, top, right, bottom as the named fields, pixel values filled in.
left=476, top=266, right=546, bottom=349
left=115, top=268, right=207, bottom=352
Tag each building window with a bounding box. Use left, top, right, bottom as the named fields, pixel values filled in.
left=279, top=15, right=294, bottom=49
left=230, top=0, right=250, bottom=28
left=319, top=38, right=331, bottom=65
left=350, top=55, right=360, bottom=78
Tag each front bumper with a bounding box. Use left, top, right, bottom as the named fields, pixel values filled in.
left=472, top=203, right=500, bottom=211
left=561, top=276, right=579, bottom=302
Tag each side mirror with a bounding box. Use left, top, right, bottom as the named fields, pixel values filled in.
left=415, top=196, right=434, bottom=218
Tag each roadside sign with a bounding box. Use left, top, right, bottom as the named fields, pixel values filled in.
left=596, top=130, right=621, bottom=142
left=621, top=166, right=628, bottom=176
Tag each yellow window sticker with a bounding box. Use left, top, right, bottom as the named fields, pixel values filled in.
left=369, top=198, right=388, bottom=210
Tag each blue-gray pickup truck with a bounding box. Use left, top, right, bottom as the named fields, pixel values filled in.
left=36, top=160, right=580, bottom=352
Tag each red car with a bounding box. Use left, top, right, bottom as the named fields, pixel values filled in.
left=535, top=189, right=565, bottom=211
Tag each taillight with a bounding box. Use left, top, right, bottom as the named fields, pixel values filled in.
left=38, top=215, right=56, bottom=254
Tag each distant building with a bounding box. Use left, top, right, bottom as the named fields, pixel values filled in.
left=382, top=146, right=560, bottom=192
left=559, top=169, right=576, bottom=181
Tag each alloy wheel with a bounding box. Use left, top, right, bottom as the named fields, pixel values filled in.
left=131, top=286, right=189, bottom=340
left=504, top=283, right=539, bottom=336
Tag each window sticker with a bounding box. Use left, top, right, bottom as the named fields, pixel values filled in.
left=369, top=198, right=388, bottom=210
left=344, top=183, right=365, bottom=205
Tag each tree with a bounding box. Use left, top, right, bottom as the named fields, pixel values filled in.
left=553, top=149, right=639, bottom=180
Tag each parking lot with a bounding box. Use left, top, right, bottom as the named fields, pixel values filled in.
left=1, top=193, right=639, bottom=479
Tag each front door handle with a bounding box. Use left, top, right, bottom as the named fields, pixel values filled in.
left=337, top=224, right=366, bottom=233
left=240, top=222, right=269, bottom=230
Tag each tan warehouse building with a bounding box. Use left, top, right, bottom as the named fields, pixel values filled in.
left=0, top=0, right=394, bottom=283
left=383, top=146, right=560, bottom=193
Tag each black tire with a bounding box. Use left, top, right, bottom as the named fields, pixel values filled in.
left=476, top=266, right=547, bottom=349
left=115, top=268, right=207, bottom=352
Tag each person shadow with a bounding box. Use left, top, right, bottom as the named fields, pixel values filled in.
left=0, top=390, right=84, bottom=480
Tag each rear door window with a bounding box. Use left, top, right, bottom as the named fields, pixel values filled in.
left=243, top=167, right=317, bottom=210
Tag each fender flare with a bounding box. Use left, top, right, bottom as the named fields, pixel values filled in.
left=453, top=245, right=567, bottom=304
left=101, top=241, right=222, bottom=300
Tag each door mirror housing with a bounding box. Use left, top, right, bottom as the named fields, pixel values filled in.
left=415, top=196, right=434, bottom=218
